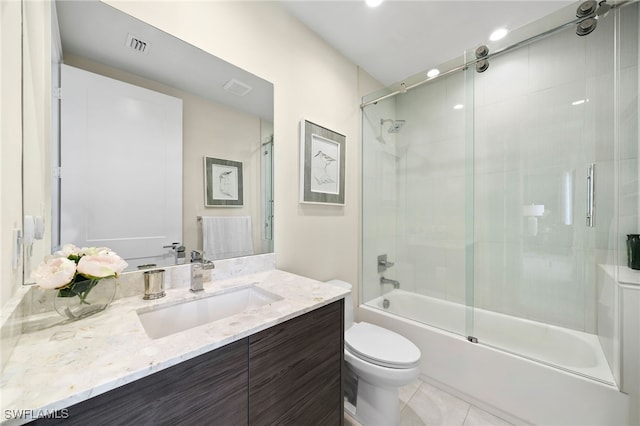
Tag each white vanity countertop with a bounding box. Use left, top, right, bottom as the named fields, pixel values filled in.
left=0, top=270, right=348, bottom=424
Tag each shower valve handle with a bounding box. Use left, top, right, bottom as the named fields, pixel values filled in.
left=377, top=254, right=395, bottom=273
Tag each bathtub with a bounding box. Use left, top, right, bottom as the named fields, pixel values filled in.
left=359, top=289, right=629, bottom=426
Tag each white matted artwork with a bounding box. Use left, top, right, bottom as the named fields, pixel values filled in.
left=204, top=157, right=244, bottom=207
left=300, top=120, right=346, bottom=205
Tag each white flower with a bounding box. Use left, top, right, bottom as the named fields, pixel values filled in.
left=32, top=257, right=77, bottom=289
left=77, top=251, right=128, bottom=279
left=54, top=243, right=81, bottom=258
left=79, top=246, right=110, bottom=256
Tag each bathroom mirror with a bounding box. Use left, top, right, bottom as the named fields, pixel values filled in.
left=22, top=0, right=274, bottom=281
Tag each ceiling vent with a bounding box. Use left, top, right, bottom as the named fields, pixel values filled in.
left=125, top=33, right=151, bottom=54
left=223, top=78, right=253, bottom=97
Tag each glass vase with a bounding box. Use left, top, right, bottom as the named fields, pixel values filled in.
left=54, top=277, right=117, bottom=320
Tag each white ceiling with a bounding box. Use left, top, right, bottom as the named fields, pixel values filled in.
left=280, top=0, right=575, bottom=86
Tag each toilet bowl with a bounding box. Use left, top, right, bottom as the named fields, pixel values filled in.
left=327, top=280, right=421, bottom=426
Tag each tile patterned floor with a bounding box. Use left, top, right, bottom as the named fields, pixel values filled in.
left=344, top=378, right=513, bottom=426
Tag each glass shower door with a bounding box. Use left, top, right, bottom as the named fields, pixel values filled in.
left=361, top=67, right=471, bottom=339
left=469, top=7, right=618, bottom=385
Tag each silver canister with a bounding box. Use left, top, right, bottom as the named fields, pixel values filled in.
left=143, top=269, right=166, bottom=300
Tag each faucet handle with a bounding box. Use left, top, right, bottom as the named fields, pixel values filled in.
left=190, top=250, right=203, bottom=263
left=377, top=254, right=395, bottom=273
left=163, top=242, right=181, bottom=250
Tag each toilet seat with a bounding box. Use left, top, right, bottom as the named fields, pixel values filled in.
left=345, top=322, right=420, bottom=369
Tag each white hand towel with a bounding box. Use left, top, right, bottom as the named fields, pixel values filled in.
left=202, top=216, right=254, bottom=260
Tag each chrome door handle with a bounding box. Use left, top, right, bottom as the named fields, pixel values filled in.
left=586, top=163, right=595, bottom=227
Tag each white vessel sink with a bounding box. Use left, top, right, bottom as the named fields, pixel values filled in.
left=137, top=285, right=283, bottom=339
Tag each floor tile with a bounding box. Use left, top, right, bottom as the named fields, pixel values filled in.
left=402, top=382, right=471, bottom=426
left=399, top=403, right=428, bottom=426
left=345, top=379, right=514, bottom=426
left=463, top=406, right=512, bottom=426
left=345, top=411, right=364, bottom=426
left=399, top=379, right=421, bottom=410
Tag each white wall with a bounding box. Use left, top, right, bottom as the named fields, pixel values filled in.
left=0, top=0, right=24, bottom=307
left=22, top=0, right=52, bottom=285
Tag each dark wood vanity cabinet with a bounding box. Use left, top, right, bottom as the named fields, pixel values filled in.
left=35, top=338, right=249, bottom=426
left=33, top=299, right=343, bottom=426
left=249, top=299, right=344, bottom=425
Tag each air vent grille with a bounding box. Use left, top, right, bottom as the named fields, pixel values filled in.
left=125, top=33, right=151, bottom=54
left=223, top=79, right=253, bottom=97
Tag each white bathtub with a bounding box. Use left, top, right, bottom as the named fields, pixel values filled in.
left=359, top=289, right=629, bottom=426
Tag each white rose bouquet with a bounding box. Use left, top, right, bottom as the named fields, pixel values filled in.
left=32, top=244, right=128, bottom=306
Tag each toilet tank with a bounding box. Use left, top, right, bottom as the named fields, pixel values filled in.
left=325, top=279, right=353, bottom=329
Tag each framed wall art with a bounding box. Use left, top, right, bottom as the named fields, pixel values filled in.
left=204, top=156, right=244, bottom=207
left=299, top=120, right=346, bottom=205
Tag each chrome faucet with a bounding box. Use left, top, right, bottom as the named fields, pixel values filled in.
left=190, top=250, right=215, bottom=292
left=163, top=242, right=186, bottom=265
left=380, top=276, right=400, bottom=289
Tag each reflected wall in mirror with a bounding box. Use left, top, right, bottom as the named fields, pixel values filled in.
left=23, top=0, right=274, bottom=281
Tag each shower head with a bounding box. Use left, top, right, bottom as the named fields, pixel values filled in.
left=377, top=118, right=406, bottom=143
left=388, top=120, right=405, bottom=133
left=380, top=118, right=406, bottom=134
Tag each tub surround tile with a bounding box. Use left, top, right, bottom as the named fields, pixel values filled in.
left=1, top=259, right=346, bottom=425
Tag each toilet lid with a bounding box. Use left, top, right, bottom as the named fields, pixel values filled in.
left=345, top=322, right=420, bottom=369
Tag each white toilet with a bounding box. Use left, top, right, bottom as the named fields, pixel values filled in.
left=327, top=280, right=421, bottom=426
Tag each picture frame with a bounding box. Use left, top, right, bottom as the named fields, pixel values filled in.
left=299, top=120, right=346, bottom=205
left=204, top=156, right=244, bottom=207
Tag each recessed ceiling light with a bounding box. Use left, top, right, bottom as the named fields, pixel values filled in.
left=453, top=104, right=464, bottom=110
left=427, top=69, right=440, bottom=78
left=365, top=0, right=384, bottom=7
left=489, top=28, right=508, bottom=41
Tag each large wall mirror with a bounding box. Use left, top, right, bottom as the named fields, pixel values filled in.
left=23, top=0, right=274, bottom=283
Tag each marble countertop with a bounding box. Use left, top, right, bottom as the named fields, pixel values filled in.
left=0, top=269, right=348, bottom=424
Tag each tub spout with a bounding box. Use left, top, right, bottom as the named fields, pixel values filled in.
left=380, top=276, right=400, bottom=289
